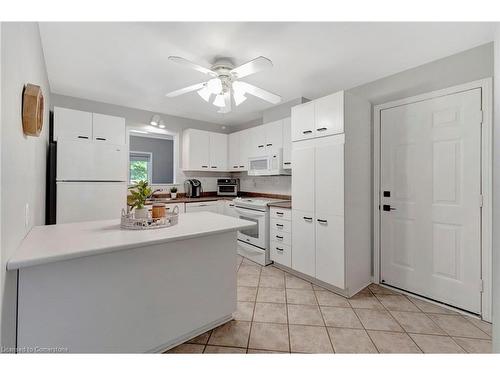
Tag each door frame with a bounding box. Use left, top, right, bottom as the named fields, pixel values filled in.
left=373, top=78, right=493, bottom=322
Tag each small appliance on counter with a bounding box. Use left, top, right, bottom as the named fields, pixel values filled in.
left=184, top=179, right=203, bottom=198
left=217, top=178, right=239, bottom=196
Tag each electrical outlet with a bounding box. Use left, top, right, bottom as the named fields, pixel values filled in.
left=25, top=203, right=30, bottom=230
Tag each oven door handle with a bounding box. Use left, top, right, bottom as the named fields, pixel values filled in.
left=234, top=206, right=266, bottom=219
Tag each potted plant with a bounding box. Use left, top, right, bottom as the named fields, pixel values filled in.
left=170, top=186, right=178, bottom=199
left=128, top=180, right=152, bottom=219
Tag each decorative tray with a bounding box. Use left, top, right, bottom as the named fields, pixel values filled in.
left=120, top=206, right=179, bottom=230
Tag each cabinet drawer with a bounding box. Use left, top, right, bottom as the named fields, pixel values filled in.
left=270, top=207, right=291, bottom=221
left=270, top=241, right=291, bottom=268
left=271, top=230, right=291, bottom=245
left=271, top=218, right=291, bottom=233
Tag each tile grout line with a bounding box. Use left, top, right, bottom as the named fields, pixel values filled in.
left=284, top=271, right=292, bottom=353
left=245, top=264, right=262, bottom=353
left=312, top=287, right=335, bottom=353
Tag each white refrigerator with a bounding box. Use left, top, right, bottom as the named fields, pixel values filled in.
left=54, top=140, right=128, bottom=224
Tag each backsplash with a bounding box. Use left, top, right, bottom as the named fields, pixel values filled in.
left=235, top=174, right=292, bottom=196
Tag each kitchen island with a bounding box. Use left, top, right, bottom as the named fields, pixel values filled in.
left=7, top=212, right=254, bottom=353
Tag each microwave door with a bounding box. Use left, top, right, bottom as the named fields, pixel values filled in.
left=248, top=157, right=270, bottom=176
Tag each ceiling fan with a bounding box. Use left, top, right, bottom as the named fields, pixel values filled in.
left=166, top=56, right=282, bottom=113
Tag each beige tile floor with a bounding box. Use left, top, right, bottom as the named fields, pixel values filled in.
left=166, top=256, right=492, bottom=354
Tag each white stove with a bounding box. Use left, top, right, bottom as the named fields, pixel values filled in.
left=232, top=197, right=288, bottom=265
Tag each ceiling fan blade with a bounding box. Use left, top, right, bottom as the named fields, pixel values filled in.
left=237, top=82, right=282, bottom=104
left=230, top=56, right=273, bottom=79
left=165, top=82, right=206, bottom=98
left=168, top=56, right=217, bottom=77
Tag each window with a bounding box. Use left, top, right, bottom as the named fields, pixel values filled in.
left=129, top=135, right=175, bottom=185
left=129, top=152, right=152, bottom=184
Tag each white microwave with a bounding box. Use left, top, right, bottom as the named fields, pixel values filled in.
left=248, top=149, right=291, bottom=176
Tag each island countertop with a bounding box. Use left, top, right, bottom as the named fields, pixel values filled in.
left=7, top=212, right=255, bottom=271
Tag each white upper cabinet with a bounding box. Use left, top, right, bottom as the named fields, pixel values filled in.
left=228, top=132, right=240, bottom=171
left=253, top=125, right=267, bottom=156
left=282, top=117, right=292, bottom=169
left=92, top=113, right=126, bottom=145
left=314, top=92, right=344, bottom=137
left=239, top=128, right=254, bottom=170
left=182, top=129, right=227, bottom=171
left=54, top=107, right=125, bottom=145
left=291, top=101, right=315, bottom=141
left=291, top=91, right=345, bottom=142
left=209, top=132, right=228, bottom=170
left=54, top=107, right=93, bottom=141
left=263, top=120, right=283, bottom=153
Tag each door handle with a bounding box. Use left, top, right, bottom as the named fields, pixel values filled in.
left=382, top=204, right=396, bottom=211
left=316, top=127, right=327, bottom=132
left=302, top=130, right=312, bottom=134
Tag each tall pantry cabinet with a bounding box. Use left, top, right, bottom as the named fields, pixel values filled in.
left=291, top=91, right=371, bottom=297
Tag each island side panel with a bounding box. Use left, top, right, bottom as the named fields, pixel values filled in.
left=17, top=231, right=237, bottom=353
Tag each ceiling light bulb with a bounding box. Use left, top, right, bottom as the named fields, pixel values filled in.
left=158, top=120, right=166, bottom=129
left=150, top=114, right=161, bottom=126
left=234, top=91, right=247, bottom=106
left=197, top=86, right=211, bottom=102
left=207, top=78, right=223, bottom=95
left=213, top=94, right=226, bottom=108
left=232, top=81, right=246, bottom=95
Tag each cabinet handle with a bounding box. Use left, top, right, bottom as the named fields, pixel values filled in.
left=284, top=162, right=291, bottom=165
left=199, top=204, right=208, bottom=207
left=211, top=166, right=217, bottom=169
left=276, top=223, right=284, bottom=227
left=317, top=219, right=328, bottom=224
left=276, top=212, right=283, bottom=216
left=229, top=204, right=234, bottom=207
left=239, top=165, right=245, bottom=168
left=276, top=247, right=284, bottom=252
left=276, top=235, right=283, bottom=239
left=258, top=145, right=265, bottom=148
left=202, top=165, right=208, bottom=168
left=317, top=127, right=328, bottom=132
left=302, top=130, right=312, bottom=134
left=233, top=165, right=238, bottom=168
left=95, top=137, right=107, bottom=141
left=303, top=216, right=313, bottom=221
left=77, top=136, right=89, bottom=139
left=266, top=143, right=273, bottom=146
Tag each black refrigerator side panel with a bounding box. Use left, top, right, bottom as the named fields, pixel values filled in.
left=46, top=111, right=57, bottom=224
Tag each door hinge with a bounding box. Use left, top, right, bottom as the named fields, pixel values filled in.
left=479, top=279, right=484, bottom=292
left=479, top=194, right=484, bottom=208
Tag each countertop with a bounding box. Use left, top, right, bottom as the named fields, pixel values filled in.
left=268, top=201, right=292, bottom=209
left=145, top=196, right=235, bottom=205
left=7, top=212, right=255, bottom=271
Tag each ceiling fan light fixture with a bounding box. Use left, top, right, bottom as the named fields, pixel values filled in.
left=233, top=91, right=247, bottom=106
left=197, top=86, right=211, bottom=102
left=207, top=78, right=223, bottom=95
left=158, top=120, right=166, bottom=129
left=150, top=114, right=161, bottom=126
left=213, top=94, right=226, bottom=108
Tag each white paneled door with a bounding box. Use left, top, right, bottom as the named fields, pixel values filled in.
left=380, top=88, right=482, bottom=313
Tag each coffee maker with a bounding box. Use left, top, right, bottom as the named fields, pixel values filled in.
left=184, top=179, right=203, bottom=198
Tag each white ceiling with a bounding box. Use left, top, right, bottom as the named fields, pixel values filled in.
left=39, top=22, right=496, bottom=126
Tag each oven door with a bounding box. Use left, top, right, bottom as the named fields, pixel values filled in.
left=217, top=185, right=237, bottom=196
left=234, top=206, right=267, bottom=249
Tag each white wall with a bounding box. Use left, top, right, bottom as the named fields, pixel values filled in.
left=1, top=22, right=51, bottom=350
left=492, top=25, right=500, bottom=353
left=51, top=94, right=231, bottom=194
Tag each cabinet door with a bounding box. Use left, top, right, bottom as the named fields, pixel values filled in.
left=239, top=128, right=254, bottom=169
left=314, top=135, right=344, bottom=216
left=291, top=140, right=315, bottom=212
left=228, top=132, right=240, bottom=171
left=253, top=125, right=267, bottom=156
left=291, top=102, right=315, bottom=141
left=54, top=107, right=92, bottom=141
left=224, top=201, right=238, bottom=217
left=209, top=133, right=228, bottom=170
left=92, top=113, right=126, bottom=145
left=315, top=215, right=345, bottom=289
left=292, top=209, right=315, bottom=277
left=185, top=201, right=219, bottom=213
left=264, top=120, right=283, bottom=153
left=314, top=91, right=344, bottom=137
left=184, top=129, right=210, bottom=170
left=282, top=117, right=292, bottom=169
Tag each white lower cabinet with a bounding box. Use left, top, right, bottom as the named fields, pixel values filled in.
left=315, top=214, right=344, bottom=289
left=291, top=210, right=315, bottom=276
left=270, top=207, right=292, bottom=268
left=185, top=201, right=219, bottom=213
